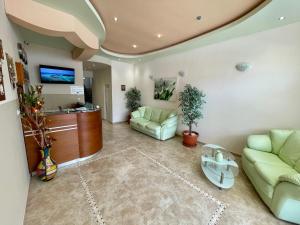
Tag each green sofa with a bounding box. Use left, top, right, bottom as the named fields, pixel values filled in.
left=242, top=130, right=300, bottom=224
left=130, top=106, right=178, bottom=140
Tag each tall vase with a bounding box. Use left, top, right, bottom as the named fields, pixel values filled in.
left=36, top=147, right=57, bottom=181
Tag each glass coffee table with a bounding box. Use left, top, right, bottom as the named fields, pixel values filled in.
left=201, top=144, right=239, bottom=189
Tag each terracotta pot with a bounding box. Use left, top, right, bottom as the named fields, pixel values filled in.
left=182, top=130, right=199, bottom=147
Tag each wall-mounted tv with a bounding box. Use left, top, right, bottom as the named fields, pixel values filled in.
left=39, top=65, right=75, bottom=84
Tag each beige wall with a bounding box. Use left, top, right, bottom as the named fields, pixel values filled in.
left=134, top=22, right=300, bottom=154
left=0, top=0, right=30, bottom=224
left=26, top=43, right=84, bottom=110
left=92, top=67, right=112, bottom=122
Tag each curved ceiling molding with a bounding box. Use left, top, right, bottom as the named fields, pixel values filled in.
left=4, top=0, right=100, bottom=60
left=90, top=0, right=267, bottom=55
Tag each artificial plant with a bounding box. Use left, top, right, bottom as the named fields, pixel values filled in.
left=125, top=87, right=141, bottom=112
left=179, top=84, right=206, bottom=135
left=20, top=85, right=54, bottom=149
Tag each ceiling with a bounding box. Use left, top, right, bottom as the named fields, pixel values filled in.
left=91, top=0, right=265, bottom=55
left=17, top=0, right=300, bottom=62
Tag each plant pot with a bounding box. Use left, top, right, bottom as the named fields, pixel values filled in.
left=127, top=114, right=131, bottom=124
left=36, top=147, right=57, bottom=181
left=182, top=130, right=199, bottom=147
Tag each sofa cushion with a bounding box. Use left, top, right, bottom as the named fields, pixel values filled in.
left=130, top=118, right=150, bottom=128
left=243, top=148, right=290, bottom=167
left=138, top=107, right=146, bottom=118
left=150, top=108, right=162, bottom=123
left=144, top=107, right=152, bottom=120
left=145, top=122, right=161, bottom=133
left=247, top=135, right=272, bottom=152
left=279, top=130, right=300, bottom=167
left=270, top=129, right=294, bottom=154
left=254, top=162, right=297, bottom=186
left=159, top=110, right=171, bottom=123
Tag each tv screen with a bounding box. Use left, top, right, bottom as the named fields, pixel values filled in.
left=39, top=65, right=75, bottom=84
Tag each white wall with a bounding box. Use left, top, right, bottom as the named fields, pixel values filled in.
left=0, top=0, right=30, bottom=224
left=134, top=22, right=300, bottom=154
left=111, top=61, right=135, bottom=123
left=92, top=67, right=112, bottom=122
left=26, top=43, right=84, bottom=109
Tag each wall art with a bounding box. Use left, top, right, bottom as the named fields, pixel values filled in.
left=0, top=64, right=6, bottom=101
left=5, top=53, right=16, bottom=89
left=121, top=84, right=126, bottom=91
left=17, top=43, right=28, bottom=65
left=154, top=77, right=177, bottom=101
left=0, top=39, right=4, bottom=60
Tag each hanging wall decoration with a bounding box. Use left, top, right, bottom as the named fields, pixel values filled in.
left=154, top=77, right=177, bottom=101
left=0, top=64, right=6, bottom=101
left=17, top=43, right=28, bottom=65
left=0, top=39, right=4, bottom=60
left=5, top=53, right=16, bottom=89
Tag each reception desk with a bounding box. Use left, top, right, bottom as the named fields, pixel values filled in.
left=23, top=110, right=103, bottom=174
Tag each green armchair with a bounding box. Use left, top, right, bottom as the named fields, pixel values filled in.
left=130, top=106, right=178, bottom=140
left=242, top=130, right=300, bottom=224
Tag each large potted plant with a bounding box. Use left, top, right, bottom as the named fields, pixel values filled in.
left=179, top=84, right=206, bottom=147
left=125, top=87, right=141, bottom=123
left=20, top=85, right=57, bottom=181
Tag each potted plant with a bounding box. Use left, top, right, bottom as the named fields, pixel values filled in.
left=20, top=85, right=57, bottom=181
left=179, top=84, right=206, bottom=147
left=125, top=87, right=141, bottom=123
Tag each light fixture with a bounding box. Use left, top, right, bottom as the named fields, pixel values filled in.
left=278, top=16, right=285, bottom=21
left=196, top=16, right=202, bottom=21
left=157, top=34, right=162, bottom=38
left=114, top=17, right=118, bottom=22
left=132, top=44, right=137, bottom=48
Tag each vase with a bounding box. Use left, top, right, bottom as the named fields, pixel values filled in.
left=36, top=147, right=57, bottom=181
left=215, top=150, right=224, bottom=162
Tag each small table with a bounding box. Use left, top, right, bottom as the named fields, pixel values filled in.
left=201, top=144, right=239, bottom=189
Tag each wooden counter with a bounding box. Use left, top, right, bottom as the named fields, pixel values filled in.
left=23, top=110, right=103, bottom=173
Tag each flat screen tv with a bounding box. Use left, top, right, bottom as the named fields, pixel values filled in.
left=39, top=65, right=75, bottom=84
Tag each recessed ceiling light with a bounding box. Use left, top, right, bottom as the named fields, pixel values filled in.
left=196, top=16, right=202, bottom=21
left=278, top=16, right=285, bottom=21
left=114, top=17, right=118, bottom=22
left=157, top=34, right=162, bottom=38
left=132, top=44, right=137, bottom=48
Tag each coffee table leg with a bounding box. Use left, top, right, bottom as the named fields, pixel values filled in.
left=220, top=172, right=224, bottom=184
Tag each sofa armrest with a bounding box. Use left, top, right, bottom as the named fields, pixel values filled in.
left=161, top=116, right=178, bottom=127
left=131, top=111, right=141, bottom=119
left=279, top=173, right=300, bottom=186
left=247, top=135, right=272, bottom=152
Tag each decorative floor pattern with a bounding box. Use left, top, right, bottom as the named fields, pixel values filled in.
left=24, top=121, right=292, bottom=225
left=78, top=147, right=226, bottom=225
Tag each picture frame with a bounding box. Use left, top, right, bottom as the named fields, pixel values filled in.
left=5, top=53, right=16, bottom=89
left=0, top=64, right=6, bottom=101
left=0, top=39, right=4, bottom=60
left=121, top=84, right=126, bottom=91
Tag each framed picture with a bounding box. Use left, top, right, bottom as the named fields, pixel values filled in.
left=121, top=84, right=126, bottom=91
left=0, top=64, right=6, bottom=101
left=17, top=43, right=28, bottom=65
left=154, top=77, right=177, bottom=101
left=5, top=53, right=16, bottom=89
left=0, top=39, right=3, bottom=60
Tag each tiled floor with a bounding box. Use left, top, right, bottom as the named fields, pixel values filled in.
left=24, top=121, right=291, bottom=225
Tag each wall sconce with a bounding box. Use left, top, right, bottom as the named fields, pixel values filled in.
left=235, top=62, right=252, bottom=72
